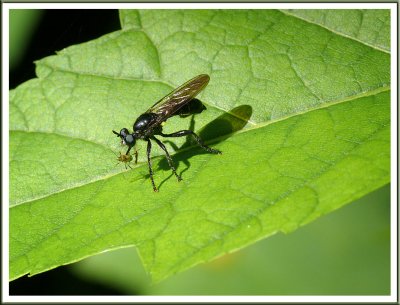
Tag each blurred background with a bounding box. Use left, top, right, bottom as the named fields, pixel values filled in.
left=8, top=9, right=391, bottom=295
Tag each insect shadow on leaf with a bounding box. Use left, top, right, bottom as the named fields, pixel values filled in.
left=157, top=104, right=253, bottom=189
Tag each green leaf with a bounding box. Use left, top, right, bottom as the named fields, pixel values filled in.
left=10, top=9, right=390, bottom=283
left=283, top=9, right=391, bottom=52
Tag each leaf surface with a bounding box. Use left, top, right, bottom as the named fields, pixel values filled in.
left=283, top=9, right=390, bottom=52
left=10, top=9, right=390, bottom=282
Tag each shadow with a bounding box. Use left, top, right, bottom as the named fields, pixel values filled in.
left=9, top=265, right=130, bottom=295
left=156, top=104, right=253, bottom=189
left=189, top=104, right=253, bottom=145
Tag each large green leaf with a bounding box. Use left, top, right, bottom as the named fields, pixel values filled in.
left=10, top=9, right=390, bottom=283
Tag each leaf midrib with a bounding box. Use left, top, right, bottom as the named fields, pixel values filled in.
left=239, top=85, right=390, bottom=136
left=10, top=84, right=390, bottom=207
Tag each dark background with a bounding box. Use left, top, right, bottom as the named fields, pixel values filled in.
left=10, top=10, right=120, bottom=89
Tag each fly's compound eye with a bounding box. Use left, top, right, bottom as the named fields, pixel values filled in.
left=124, top=134, right=136, bottom=147
left=120, top=128, right=129, bottom=138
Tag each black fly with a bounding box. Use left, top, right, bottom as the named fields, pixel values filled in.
left=112, top=74, right=221, bottom=192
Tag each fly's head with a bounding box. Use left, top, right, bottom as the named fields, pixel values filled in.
left=112, top=128, right=137, bottom=150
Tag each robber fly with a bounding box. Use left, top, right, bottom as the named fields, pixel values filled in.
left=113, top=74, right=221, bottom=192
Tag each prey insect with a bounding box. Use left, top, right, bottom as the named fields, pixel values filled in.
left=113, top=74, right=221, bottom=192
left=115, top=151, right=136, bottom=169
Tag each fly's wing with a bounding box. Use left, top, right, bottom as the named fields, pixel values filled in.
left=145, top=74, right=210, bottom=128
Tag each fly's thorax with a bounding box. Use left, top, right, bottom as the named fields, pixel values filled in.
left=133, top=113, right=158, bottom=131
left=133, top=130, right=146, bottom=140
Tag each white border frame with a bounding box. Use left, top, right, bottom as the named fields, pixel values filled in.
left=3, top=3, right=397, bottom=303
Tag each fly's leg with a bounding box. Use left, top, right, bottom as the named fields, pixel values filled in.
left=160, top=130, right=222, bottom=154
left=151, top=136, right=182, bottom=182
left=146, top=139, right=158, bottom=192
left=133, top=147, right=138, bottom=164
